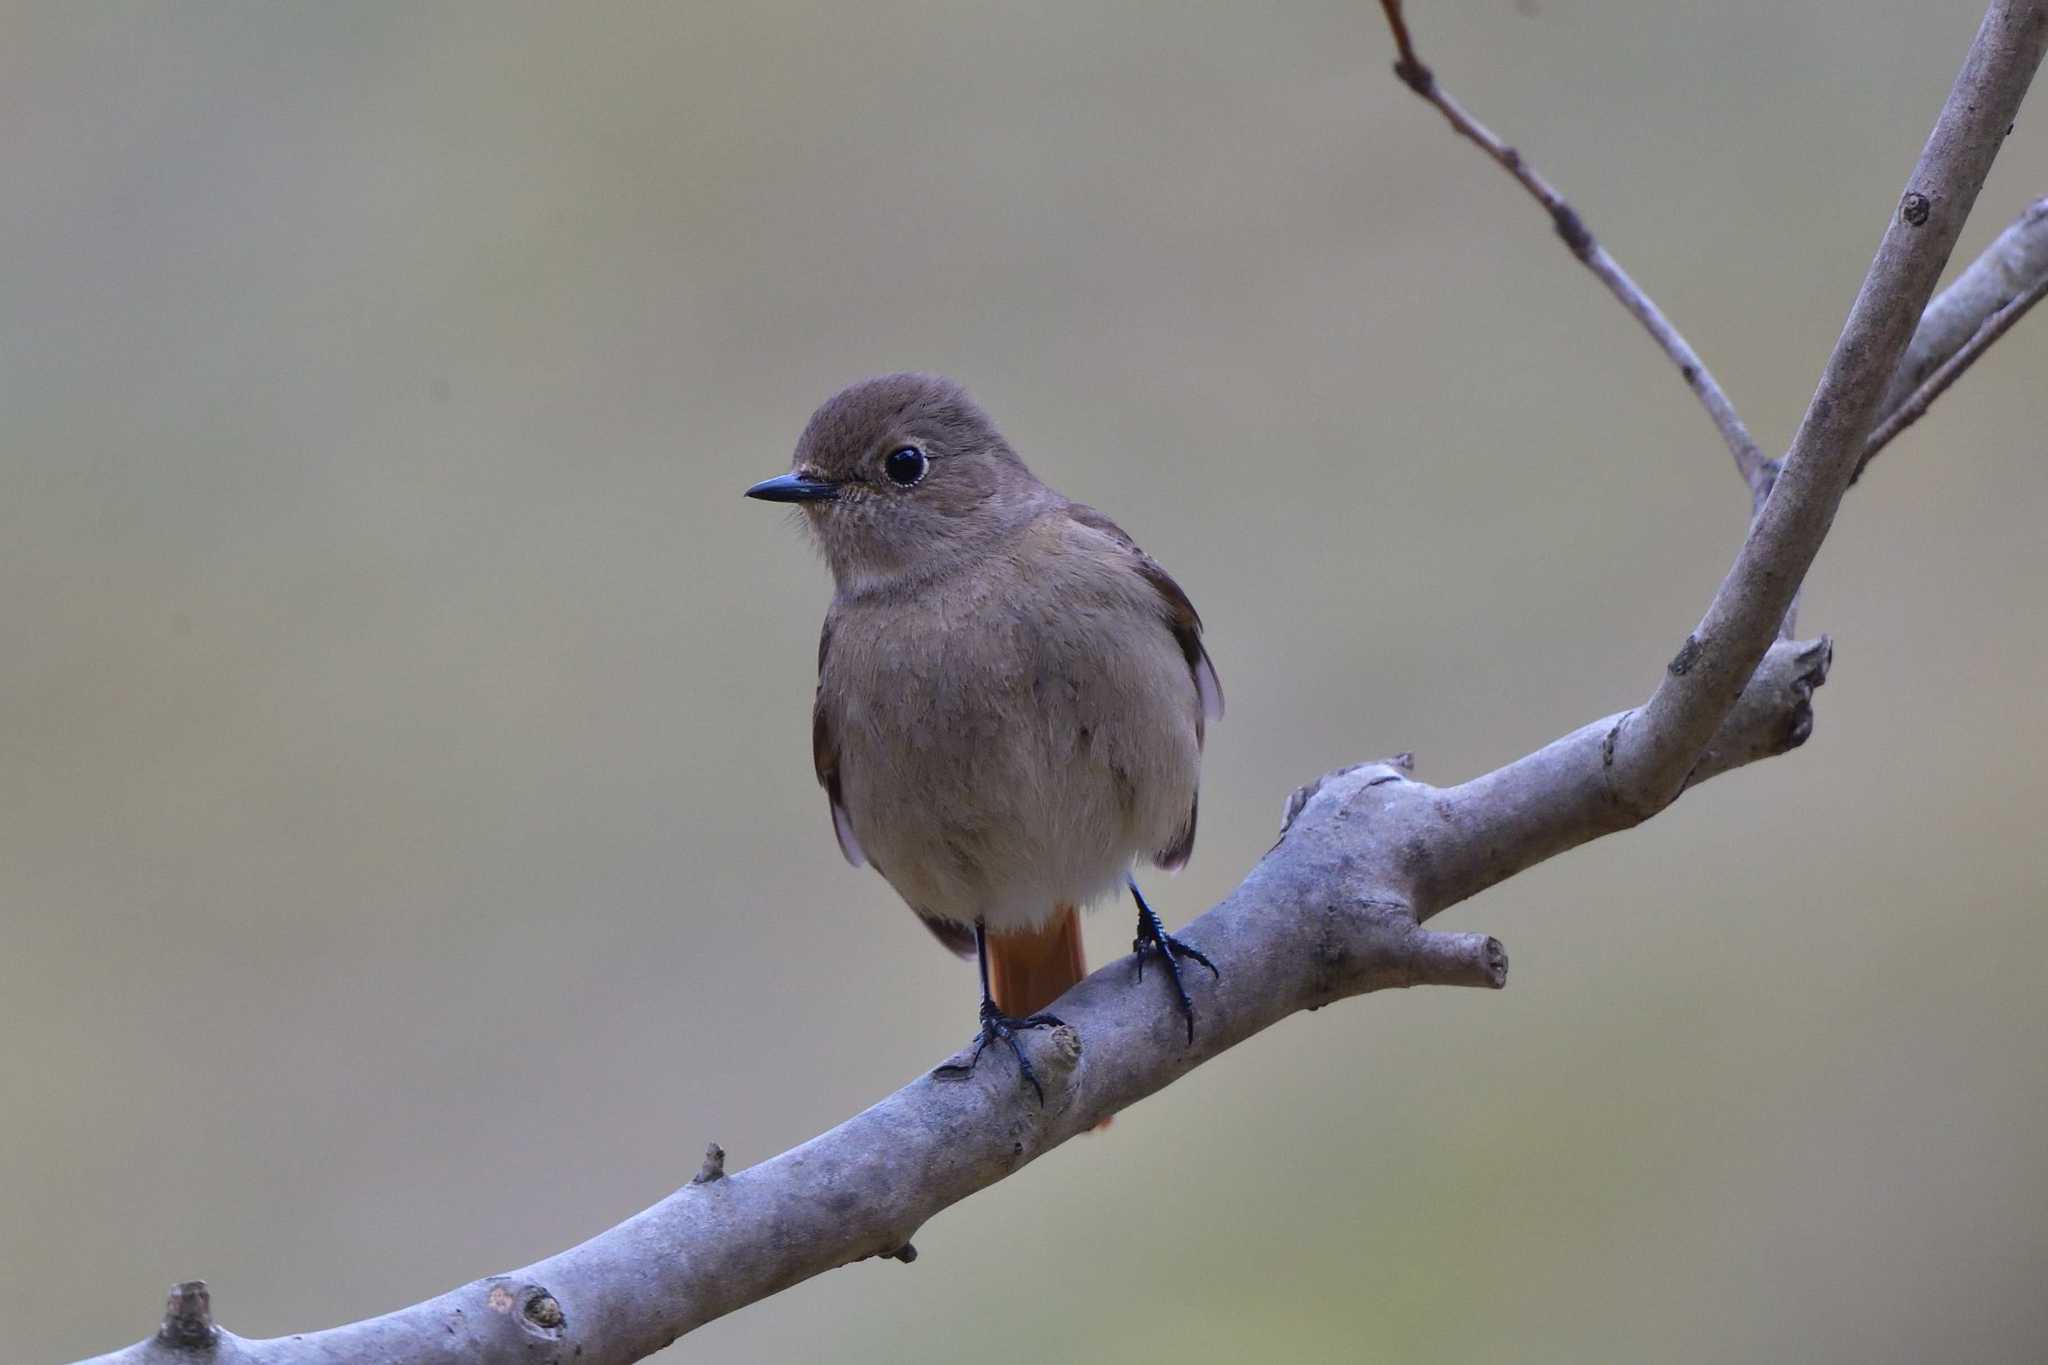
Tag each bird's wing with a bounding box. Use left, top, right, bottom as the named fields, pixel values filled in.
left=1063, top=501, right=1224, bottom=737
left=815, top=609, right=975, bottom=956
left=811, top=613, right=866, bottom=869
left=1062, top=501, right=1222, bottom=871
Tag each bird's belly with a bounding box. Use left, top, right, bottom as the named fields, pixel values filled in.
left=845, top=722, right=1144, bottom=932
left=839, top=652, right=1197, bottom=933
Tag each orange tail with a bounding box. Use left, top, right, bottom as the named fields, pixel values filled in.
left=989, top=907, right=1110, bottom=1130
left=989, top=905, right=1086, bottom=1018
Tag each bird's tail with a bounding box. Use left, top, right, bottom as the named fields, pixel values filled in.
left=989, top=904, right=1086, bottom=1019
left=989, top=905, right=1111, bottom=1130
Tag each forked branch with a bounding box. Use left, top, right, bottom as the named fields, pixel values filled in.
left=1859, top=199, right=2048, bottom=477
left=1610, top=0, right=2044, bottom=813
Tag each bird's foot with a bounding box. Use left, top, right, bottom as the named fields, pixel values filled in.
left=933, top=998, right=1064, bottom=1104
left=1129, top=880, right=1219, bottom=1045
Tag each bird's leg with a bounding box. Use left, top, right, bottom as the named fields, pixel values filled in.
left=932, top=920, right=1063, bottom=1104
left=1128, top=874, right=1218, bottom=1044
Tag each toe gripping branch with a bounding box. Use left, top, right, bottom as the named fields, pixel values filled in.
left=932, top=920, right=1066, bottom=1102
left=933, top=996, right=1065, bottom=1103
left=1128, top=874, right=1219, bottom=1044
left=935, top=878, right=1226, bottom=1106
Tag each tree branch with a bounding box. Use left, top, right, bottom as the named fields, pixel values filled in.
left=77, top=637, right=1830, bottom=1365
left=1607, top=0, right=2044, bottom=814
left=1378, top=0, right=2047, bottom=570
left=1860, top=271, right=2048, bottom=470
left=1879, top=194, right=2048, bottom=419
left=71, top=5, right=2044, bottom=1363
left=1376, top=0, right=1774, bottom=496
left=1858, top=198, right=2048, bottom=478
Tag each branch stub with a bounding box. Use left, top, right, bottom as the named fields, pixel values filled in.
left=157, top=1282, right=215, bottom=1350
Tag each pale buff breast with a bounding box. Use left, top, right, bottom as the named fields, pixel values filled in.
left=824, top=519, right=1203, bottom=935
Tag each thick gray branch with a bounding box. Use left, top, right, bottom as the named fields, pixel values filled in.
left=1386, top=637, right=1835, bottom=915
left=1609, top=0, right=2045, bottom=813
left=77, top=635, right=1828, bottom=1365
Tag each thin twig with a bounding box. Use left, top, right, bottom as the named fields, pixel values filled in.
left=1880, top=196, right=2048, bottom=415
left=1857, top=270, right=2048, bottom=480
left=1376, top=0, right=1773, bottom=496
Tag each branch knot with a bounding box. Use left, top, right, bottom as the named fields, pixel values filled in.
left=1550, top=203, right=1596, bottom=259
left=1392, top=57, right=1435, bottom=95
left=157, top=1282, right=215, bottom=1351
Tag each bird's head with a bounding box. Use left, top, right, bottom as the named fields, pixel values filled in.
left=746, top=373, right=1048, bottom=592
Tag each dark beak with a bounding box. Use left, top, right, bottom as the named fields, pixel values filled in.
left=743, top=472, right=840, bottom=503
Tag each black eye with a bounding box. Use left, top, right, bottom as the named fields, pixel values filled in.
left=884, top=446, right=928, bottom=486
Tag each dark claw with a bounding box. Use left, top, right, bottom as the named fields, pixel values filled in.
left=1128, top=875, right=1220, bottom=1045
left=934, top=999, right=1062, bottom=1103
left=1131, top=932, right=1218, bottom=982
left=1163, top=935, right=1218, bottom=979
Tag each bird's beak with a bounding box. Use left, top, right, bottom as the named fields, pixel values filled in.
left=743, top=472, right=840, bottom=503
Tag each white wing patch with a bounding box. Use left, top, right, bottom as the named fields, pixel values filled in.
left=831, top=799, right=867, bottom=868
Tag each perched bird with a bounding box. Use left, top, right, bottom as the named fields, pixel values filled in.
left=745, top=373, right=1222, bottom=1098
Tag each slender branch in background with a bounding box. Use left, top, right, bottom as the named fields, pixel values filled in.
left=1880, top=195, right=2048, bottom=415
left=1861, top=273, right=2048, bottom=472
left=1858, top=203, right=2048, bottom=479
left=70, top=4, right=2045, bottom=1363
left=1376, top=0, right=1775, bottom=497
left=1609, top=0, right=2045, bottom=815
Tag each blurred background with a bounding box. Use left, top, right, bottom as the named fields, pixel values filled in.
left=5, top=3, right=2045, bottom=1361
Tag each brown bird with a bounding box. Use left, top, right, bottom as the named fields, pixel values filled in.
left=745, top=373, right=1221, bottom=1098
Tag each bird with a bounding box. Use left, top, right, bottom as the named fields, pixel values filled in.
left=744, top=373, right=1222, bottom=1100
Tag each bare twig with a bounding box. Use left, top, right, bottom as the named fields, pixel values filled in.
left=1376, top=0, right=1774, bottom=495
left=1881, top=195, right=2048, bottom=417
left=1608, top=0, right=2045, bottom=815
left=1752, top=200, right=2047, bottom=627
left=1859, top=234, right=2048, bottom=478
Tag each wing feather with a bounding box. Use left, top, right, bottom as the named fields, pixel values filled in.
left=1064, top=502, right=1224, bottom=737
left=1063, top=502, right=1221, bottom=869
left=812, top=616, right=866, bottom=868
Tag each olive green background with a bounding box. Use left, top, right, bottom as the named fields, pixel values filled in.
left=6, top=4, right=2045, bottom=1362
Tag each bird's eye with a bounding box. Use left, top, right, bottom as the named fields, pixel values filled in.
left=883, top=446, right=928, bottom=487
